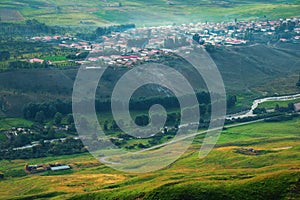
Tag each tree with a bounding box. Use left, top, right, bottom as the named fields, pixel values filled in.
left=48, top=128, right=56, bottom=139
left=227, top=95, right=237, bottom=108
left=0, top=51, right=10, bottom=61
left=54, top=112, right=63, bottom=125
left=199, top=104, right=207, bottom=115
left=35, top=111, right=45, bottom=124
left=103, top=120, right=109, bottom=131
left=47, top=104, right=57, bottom=118
left=244, top=29, right=253, bottom=41
left=110, top=120, right=119, bottom=130
left=192, top=33, right=201, bottom=44
left=68, top=123, right=76, bottom=133
left=67, top=114, right=74, bottom=124
left=287, top=21, right=296, bottom=32
left=288, top=103, right=295, bottom=112
left=204, top=43, right=216, bottom=53
left=56, top=6, right=62, bottom=14
left=96, top=27, right=108, bottom=36
left=275, top=104, right=280, bottom=112
left=296, top=74, right=300, bottom=87
left=135, top=115, right=149, bottom=126
left=14, top=134, right=30, bottom=147
left=253, top=107, right=267, bottom=114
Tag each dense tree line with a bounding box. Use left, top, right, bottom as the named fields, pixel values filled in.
left=264, top=113, right=299, bottom=122
left=8, top=60, right=49, bottom=69
left=74, top=24, right=135, bottom=41
left=96, top=24, right=135, bottom=36
left=0, top=19, right=66, bottom=37
left=23, top=100, right=72, bottom=120
left=274, top=103, right=295, bottom=113
left=23, top=91, right=215, bottom=126
left=75, top=33, right=98, bottom=41
left=253, top=107, right=267, bottom=114
left=276, top=21, right=296, bottom=33
left=0, top=137, right=86, bottom=160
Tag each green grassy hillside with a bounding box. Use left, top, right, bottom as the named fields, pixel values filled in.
left=0, top=117, right=300, bottom=199
left=0, top=0, right=299, bottom=26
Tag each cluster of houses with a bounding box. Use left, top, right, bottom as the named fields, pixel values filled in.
left=29, top=58, right=53, bottom=65
left=86, top=49, right=165, bottom=68
left=31, top=35, right=71, bottom=42
left=5, top=127, right=33, bottom=137
left=24, top=163, right=71, bottom=174
left=29, top=17, right=300, bottom=68
left=3, top=124, right=70, bottom=139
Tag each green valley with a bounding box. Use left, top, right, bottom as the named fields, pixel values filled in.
left=0, top=0, right=300, bottom=199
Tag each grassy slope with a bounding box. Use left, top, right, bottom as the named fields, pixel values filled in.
left=0, top=118, right=33, bottom=131
left=0, top=117, right=300, bottom=199
left=0, top=0, right=299, bottom=26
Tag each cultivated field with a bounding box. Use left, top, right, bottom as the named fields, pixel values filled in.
left=0, top=9, right=24, bottom=21
left=0, top=0, right=299, bottom=26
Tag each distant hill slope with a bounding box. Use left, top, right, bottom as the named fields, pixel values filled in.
left=0, top=0, right=299, bottom=26
left=0, top=43, right=299, bottom=117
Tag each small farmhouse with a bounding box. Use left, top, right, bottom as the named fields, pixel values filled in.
left=294, top=102, right=300, bottom=112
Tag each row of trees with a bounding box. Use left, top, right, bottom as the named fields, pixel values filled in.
left=0, top=137, right=86, bottom=160
left=253, top=103, right=295, bottom=115
left=23, top=92, right=236, bottom=126
left=276, top=21, right=296, bottom=33
left=8, top=61, right=49, bottom=69
left=96, top=24, right=135, bottom=36
left=0, top=19, right=66, bottom=37
left=75, top=24, right=135, bottom=41
left=23, top=100, right=72, bottom=121
left=33, top=111, right=67, bottom=125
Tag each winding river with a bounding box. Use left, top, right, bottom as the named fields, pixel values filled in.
left=227, top=93, right=300, bottom=120
left=5, top=93, right=300, bottom=152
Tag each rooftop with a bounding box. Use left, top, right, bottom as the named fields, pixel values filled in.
left=50, top=165, right=71, bottom=171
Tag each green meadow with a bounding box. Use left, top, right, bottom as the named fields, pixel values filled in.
left=258, top=98, right=300, bottom=110
left=0, top=118, right=33, bottom=131
left=0, top=117, right=299, bottom=199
